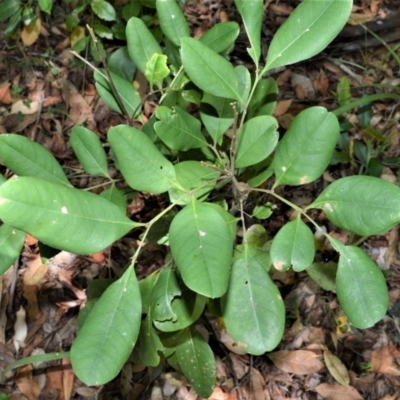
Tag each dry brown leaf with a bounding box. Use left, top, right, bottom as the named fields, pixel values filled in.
left=10, top=99, right=39, bottom=115
left=21, top=18, right=42, bottom=46
left=273, top=99, right=293, bottom=117
left=62, top=359, right=74, bottom=400
left=324, top=348, right=350, bottom=387
left=371, top=345, right=400, bottom=376
left=250, top=368, right=267, bottom=400
left=267, top=350, right=323, bottom=375
left=315, top=383, right=363, bottom=400
left=16, top=364, right=41, bottom=400
left=0, top=82, right=12, bottom=104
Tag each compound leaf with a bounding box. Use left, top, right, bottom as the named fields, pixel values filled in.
left=71, top=267, right=141, bottom=385
left=310, top=176, right=400, bottom=236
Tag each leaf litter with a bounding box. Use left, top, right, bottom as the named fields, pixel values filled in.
left=1, top=0, right=400, bottom=398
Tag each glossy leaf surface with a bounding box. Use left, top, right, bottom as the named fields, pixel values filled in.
left=272, top=107, right=339, bottom=187
left=270, top=218, right=315, bottom=272
left=265, top=0, right=352, bottom=70
left=0, top=134, right=70, bottom=186
left=222, top=244, right=285, bottom=355
left=311, top=176, right=400, bottom=236
left=181, top=37, right=241, bottom=101
left=169, top=200, right=235, bottom=298
left=0, top=177, right=136, bottom=254
left=71, top=267, right=141, bottom=385
left=336, top=245, right=388, bottom=329
left=108, top=125, right=176, bottom=193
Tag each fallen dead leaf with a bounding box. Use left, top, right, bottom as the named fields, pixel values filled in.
left=0, top=82, right=12, bottom=104
left=324, top=348, right=350, bottom=387
left=10, top=99, right=39, bottom=115
left=371, top=345, right=400, bottom=376
left=16, top=364, right=41, bottom=400
left=267, top=350, right=324, bottom=375
left=314, top=383, right=363, bottom=400
left=21, top=18, right=42, bottom=46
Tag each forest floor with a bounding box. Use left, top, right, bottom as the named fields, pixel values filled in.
left=0, top=0, right=400, bottom=399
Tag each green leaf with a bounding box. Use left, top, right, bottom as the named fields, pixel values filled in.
left=94, top=69, right=141, bottom=118
left=0, top=177, right=136, bottom=255
left=107, top=47, right=136, bottom=81
left=93, top=23, right=113, bottom=39
left=154, top=283, right=206, bottom=332
left=222, top=244, right=285, bottom=355
left=156, top=0, right=190, bottom=47
left=71, top=267, right=141, bottom=385
left=235, top=65, right=251, bottom=113
left=0, top=224, right=25, bottom=275
left=154, top=106, right=208, bottom=151
left=38, top=0, right=52, bottom=14
left=336, top=245, right=388, bottom=329
left=310, top=175, right=400, bottom=236
left=169, top=200, right=236, bottom=298
left=151, top=265, right=181, bottom=322
left=70, top=126, right=109, bottom=177
left=199, top=22, right=240, bottom=54
left=100, top=185, right=126, bottom=214
left=91, top=0, right=116, bottom=21
left=145, top=53, right=170, bottom=89
left=235, top=115, right=278, bottom=168
left=180, top=37, right=242, bottom=101
left=168, top=161, right=220, bottom=206
left=135, top=316, right=164, bottom=366
left=4, top=352, right=70, bottom=376
left=175, top=326, right=216, bottom=398
left=265, top=0, right=352, bottom=70
left=247, top=78, right=278, bottom=119
left=0, top=0, right=21, bottom=21
left=22, top=6, right=35, bottom=25
left=306, top=262, right=337, bottom=292
left=234, top=0, right=263, bottom=65
left=126, top=17, right=163, bottom=74
left=0, top=134, right=70, bottom=187
left=200, top=93, right=234, bottom=145
left=108, top=125, right=176, bottom=193
left=4, top=8, right=21, bottom=36
left=270, top=218, right=315, bottom=272
left=272, top=107, right=339, bottom=187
